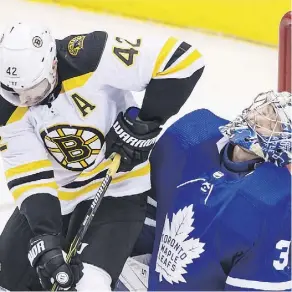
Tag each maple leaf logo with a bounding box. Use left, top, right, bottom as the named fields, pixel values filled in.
left=155, top=204, right=205, bottom=284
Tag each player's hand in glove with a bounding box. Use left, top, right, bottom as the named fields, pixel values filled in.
left=28, top=234, right=84, bottom=290
left=105, top=107, right=161, bottom=172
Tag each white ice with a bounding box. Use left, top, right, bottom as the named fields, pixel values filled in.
left=0, top=0, right=278, bottom=232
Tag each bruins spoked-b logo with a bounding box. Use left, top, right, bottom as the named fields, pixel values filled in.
left=32, top=36, right=43, bottom=48
left=68, top=35, right=86, bottom=56
left=41, top=125, right=105, bottom=171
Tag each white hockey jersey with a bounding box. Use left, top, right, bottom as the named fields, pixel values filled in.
left=0, top=31, right=204, bottom=215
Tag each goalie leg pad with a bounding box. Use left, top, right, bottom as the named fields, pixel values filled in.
left=116, top=255, right=150, bottom=291
left=76, top=263, right=111, bottom=291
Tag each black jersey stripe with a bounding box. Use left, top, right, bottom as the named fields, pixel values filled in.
left=7, top=170, right=54, bottom=190
left=63, top=169, right=108, bottom=189
left=0, top=144, right=7, bottom=151
left=56, top=31, right=108, bottom=82
left=163, top=41, right=191, bottom=71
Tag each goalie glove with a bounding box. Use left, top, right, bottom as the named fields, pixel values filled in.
left=28, top=234, right=83, bottom=290
left=105, top=107, right=161, bottom=172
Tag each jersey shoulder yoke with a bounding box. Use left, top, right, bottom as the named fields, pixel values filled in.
left=56, top=31, right=108, bottom=81
left=240, top=163, right=290, bottom=208
left=159, top=109, right=229, bottom=150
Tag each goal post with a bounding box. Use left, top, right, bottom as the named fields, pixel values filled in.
left=278, top=11, right=292, bottom=93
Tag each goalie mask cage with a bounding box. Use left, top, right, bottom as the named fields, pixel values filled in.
left=278, top=11, right=292, bottom=93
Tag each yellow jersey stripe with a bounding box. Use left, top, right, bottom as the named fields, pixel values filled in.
left=12, top=181, right=58, bottom=201
left=7, top=107, right=28, bottom=124
left=152, top=37, right=178, bottom=78
left=157, top=49, right=202, bottom=77
left=62, top=72, right=93, bottom=92
left=58, top=163, right=150, bottom=200
left=5, top=160, right=53, bottom=179
left=79, top=160, right=112, bottom=178
left=112, top=163, right=150, bottom=184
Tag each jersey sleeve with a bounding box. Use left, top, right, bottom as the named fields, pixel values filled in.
left=225, top=205, right=291, bottom=291
left=0, top=104, right=61, bottom=235
left=58, top=31, right=204, bottom=124
left=97, top=33, right=205, bottom=123
left=0, top=116, right=58, bottom=207
left=97, top=33, right=204, bottom=89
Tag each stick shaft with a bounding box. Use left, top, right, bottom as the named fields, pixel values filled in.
left=52, top=154, right=121, bottom=291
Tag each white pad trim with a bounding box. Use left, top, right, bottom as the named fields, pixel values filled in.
left=226, top=276, right=292, bottom=291
left=76, top=263, right=112, bottom=291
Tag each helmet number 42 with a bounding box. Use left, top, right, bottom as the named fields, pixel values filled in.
left=6, top=67, right=17, bottom=76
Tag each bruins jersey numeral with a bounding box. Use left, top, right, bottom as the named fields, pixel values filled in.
left=113, top=37, right=141, bottom=67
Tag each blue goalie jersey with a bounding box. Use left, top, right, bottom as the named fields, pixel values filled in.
left=148, top=109, right=291, bottom=291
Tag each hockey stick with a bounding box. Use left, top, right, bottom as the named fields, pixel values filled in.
left=51, top=153, right=121, bottom=291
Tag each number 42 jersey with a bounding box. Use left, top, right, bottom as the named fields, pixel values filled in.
left=148, top=109, right=291, bottom=291
left=0, top=31, right=204, bottom=215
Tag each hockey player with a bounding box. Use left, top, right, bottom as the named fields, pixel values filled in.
left=0, top=22, right=204, bottom=291
left=147, top=90, right=291, bottom=291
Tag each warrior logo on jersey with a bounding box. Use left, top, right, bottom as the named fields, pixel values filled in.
left=68, top=35, right=86, bottom=56
left=156, top=205, right=205, bottom=284
left=41, top=124, right=104, bottom=171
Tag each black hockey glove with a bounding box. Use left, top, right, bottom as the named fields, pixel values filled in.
left=105, top=107, right=161, bottom=172
left=28, top=234, right=83, bottom=291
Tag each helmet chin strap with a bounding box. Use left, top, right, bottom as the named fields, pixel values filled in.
left=19, top=94, right=28, bottom=106
left=40, top=74, right=62, bottom=106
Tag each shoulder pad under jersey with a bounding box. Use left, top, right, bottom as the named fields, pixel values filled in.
left=56, top=31, right=108, bottom=81
left=158, top=109, right=229, bottom=150
left=223, top=163, right=291, bottom=246
left=239, top=163, right=290, bottom=208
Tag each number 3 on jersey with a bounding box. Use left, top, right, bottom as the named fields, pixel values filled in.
left=273, top=240, right=291, bottom=270
left=113, top=37, right=141, bottom=67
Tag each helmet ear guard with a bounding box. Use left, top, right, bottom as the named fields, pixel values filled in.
left=0, top=22, right=57, bottom=107
left=220, top=91, right=292, bottom=167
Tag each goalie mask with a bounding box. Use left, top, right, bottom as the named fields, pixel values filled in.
left=0, top=22, right=57, bottom=107
left=220, top=91, right=292, bottom=167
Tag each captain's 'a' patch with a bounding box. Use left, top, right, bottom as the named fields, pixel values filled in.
left=41, top=124, right=105, bottom=171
